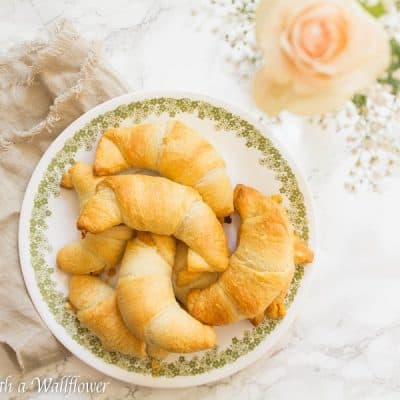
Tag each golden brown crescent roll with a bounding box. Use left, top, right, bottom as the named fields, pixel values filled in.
left=187, top=185, right=312, bottom=325
left=69, top=275, right=146, bottom=358
left=57, top=162, right=133, bottom=275
left=251, top=194, right=314, bottom=323
left=172, top=241, right=219, bottom=305
left=116, top=232, right=217, bottom=353
left=77, top=174, right=229, bottom=272
left=250, top=231, right=314, bottom=325
left=249, top=193, right=314, bottom=324
left=293, top=232, right=314, bottom=265
left=60, top=162, right=103, bottom=208
left=93, top=120, right=234, bottom=218
left=57, top=226, right=134, bottom=275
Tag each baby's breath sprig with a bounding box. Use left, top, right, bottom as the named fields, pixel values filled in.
left=344, top=85, right=400, bottom=192
left=208, top=0, right=260, bottom=80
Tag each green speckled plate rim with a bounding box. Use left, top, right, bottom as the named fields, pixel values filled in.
left=19, top=91, right=317, bottom=388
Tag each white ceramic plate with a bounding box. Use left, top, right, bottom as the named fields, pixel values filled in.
left=19, top=91, right=317, bottom=388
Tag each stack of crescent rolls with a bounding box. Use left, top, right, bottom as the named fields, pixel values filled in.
left=57, top=120, right=314, bottom=359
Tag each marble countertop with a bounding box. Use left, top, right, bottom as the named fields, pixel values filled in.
left=1, top=0, right=400, bottom=399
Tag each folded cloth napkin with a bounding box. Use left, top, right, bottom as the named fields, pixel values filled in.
left=0, top=19, right=128, bottom=372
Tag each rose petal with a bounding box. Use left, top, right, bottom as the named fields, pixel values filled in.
left=253, top=67, right=293, bottom=116
left=322, top=0, right=389, bottom=76
left=288, top=5, right=348, bottom=71
left=256, top=0, right=294, bottom=83
left=254, top=66, right=349, bottom=116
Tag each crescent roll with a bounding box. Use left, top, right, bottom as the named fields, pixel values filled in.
left=187, top=184, right=313, bottom=325
left=77, top=175, right=229, bottom=272
left=117, top=232, right=216, bottom=353
left=93, top=120, right=234, bottom=218
left=60, top=162, right=103, bottom=209
left=69, top=275, right=146, bottom=358
left=172, top=241, right=219, bottom=305
left=57, top=162, right=133, bottom=275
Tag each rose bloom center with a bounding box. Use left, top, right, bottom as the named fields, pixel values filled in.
left=299, top=17, right=339, bottom=58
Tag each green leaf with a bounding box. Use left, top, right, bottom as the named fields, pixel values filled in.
left=353, top=94, right=367, bottom=108
left=378, top=38, right=400, bottom=95
left=359, top=0, right=386, bottom=17
left=352, top=94, right=368, bottom=115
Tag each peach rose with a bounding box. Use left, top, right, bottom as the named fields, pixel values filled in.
left=253, top=0, right=390, bottom=116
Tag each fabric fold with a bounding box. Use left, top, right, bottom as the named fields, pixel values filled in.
left=0, top=19, right=128, bottom=372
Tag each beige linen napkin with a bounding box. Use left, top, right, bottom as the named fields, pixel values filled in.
left=0, top=20, right=128, bottom=372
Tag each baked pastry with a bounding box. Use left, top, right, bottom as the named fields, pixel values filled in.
left=57, top=226, right=134, bottom=275
left=93, top=120, right=234, bottom=218
left=69, top=275, right=146, bottom=358
left=294, top=232, right=314, bottom=265
left=57, top=162, right=133, bottom=274
left=60, top=162, right=103, bottom=208
left=251, top=230, right=314, bottom=324
left=117, top=232, right=217, bottom=353
left=77, top=174, right=229, bottom=272
left=185, top=249, right=220, bottom=273
left=187, top=184, right=303, bottom=325
left=172, top=241, right=219, bottom=305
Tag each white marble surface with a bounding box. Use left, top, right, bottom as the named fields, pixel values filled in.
left=1, top=0, right=400, bottom=399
